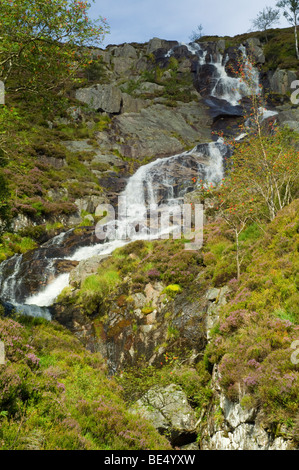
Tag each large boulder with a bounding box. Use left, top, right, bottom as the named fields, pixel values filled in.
left=268, top=69, right=297, bottom=95
left=134, top=81, right=164, bottom=96
left=146, top=38, right=178, bottom=54
left=75, top=84, right=123, bottom=114
left=113, top=43, right=138, bottom=59
left=131, top=384, right=198, bottom=447
left=121, top=93, right=149, bottom=113
left=276, top=104, right=299, bottom=132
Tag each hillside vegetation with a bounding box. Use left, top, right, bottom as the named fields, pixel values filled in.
left=0, top=14, right=299, bottom=449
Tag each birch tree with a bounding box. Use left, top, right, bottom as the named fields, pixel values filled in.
left=251, top=6, right=280, bottom=42
left=276, top=0, right=299, bottom=59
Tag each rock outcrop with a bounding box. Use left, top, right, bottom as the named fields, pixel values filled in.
left=131, top=384, right=198, bottom=447
left=75, top=84, right=123, bottom=114
left=200, top=365, right=293, bottom=450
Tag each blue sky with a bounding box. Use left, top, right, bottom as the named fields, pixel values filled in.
left=89, top=0, right=289, bottom=48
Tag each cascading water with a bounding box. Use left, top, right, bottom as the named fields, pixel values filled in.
left=0, top=40, right=274, bottom=318
left=210, top=45, right=260, bottom=106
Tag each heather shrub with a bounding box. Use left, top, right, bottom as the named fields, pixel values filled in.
left=0, top=317, right=170, bottom=450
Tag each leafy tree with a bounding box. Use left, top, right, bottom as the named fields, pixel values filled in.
left=231, top=126, right=299, bottom=222
left=251, top=6, right=280, bottom=42
left=276, top=0, right=299, bottom=59
left=0, top=0, right=109, bottom=96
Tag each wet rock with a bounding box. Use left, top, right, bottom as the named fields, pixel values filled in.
left=53, top=259, right=79, bottom=275
left=194, top=63, right=219, bottom=97
left=103, top=287, right=206, bottom=374
left=50, top=301, right=104, bottom=354
left=204, top=96, right=243, bottom=119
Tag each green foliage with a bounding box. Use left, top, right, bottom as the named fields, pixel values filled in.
left=0, top=170, right=10, bottom=236
left=0, top=0, right=109, bottom=96
left=120, top=79, right=141, bottom=95
left=263, top=28, right=299, bottom=68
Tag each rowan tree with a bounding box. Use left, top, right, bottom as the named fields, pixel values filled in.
left=228, top=126, right=299, bottom=222
left=200, top=178, right=257, bottom=280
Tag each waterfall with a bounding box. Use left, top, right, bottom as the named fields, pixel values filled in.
left=209, top=45, right=260, bottom=106
left=0, top=40, right=272, bottom=317
left=0, top=254, right=23, bottom=304
left=3, top=140, right=225, bottom=313
left=24, top=273, right=70, bottom=308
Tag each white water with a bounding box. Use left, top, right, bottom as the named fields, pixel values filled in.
left=210, top=45, right=260, bottom=106
left=0, top=254, right=23, bottom=304
left=25, top=273, right=70, bottom=308
left=165, top=42, right=260, bottom=106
